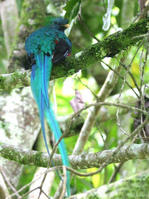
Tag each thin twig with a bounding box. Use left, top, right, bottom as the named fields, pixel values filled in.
left=7, top=167, right=58, bottom=199
left=108, top=162, right=124, bottom=183
left=22, top=186, right=51, bottom=199
left=22, top=187, right=41, bottom=199
left=77, top=76, right=98, bottom=99
left=0, top=168, right=21, bottom=199
left=70, top=101, right=148, bottom=120
left=37, top=172, right=51, bottom=199
left=116, top=55, right=129, bottom=136
left=101, top=60, right=140, bottom=98
left=42, top=190, right=52, bottom=199
left=120, top=62, right=141, bottom=95
left=119, top=41, right=144, bottom=96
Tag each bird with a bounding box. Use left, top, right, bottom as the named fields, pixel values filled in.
left=25, top=17, right=72, bottom=196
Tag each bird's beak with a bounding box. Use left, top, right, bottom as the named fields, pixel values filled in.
left=64, top=24, right=70, bottom=28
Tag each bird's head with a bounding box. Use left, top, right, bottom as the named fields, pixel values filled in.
left=50, top=17, right=70, bottom=31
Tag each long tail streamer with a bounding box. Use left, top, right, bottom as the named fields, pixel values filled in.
left=31, top=53, right=70, bottom=196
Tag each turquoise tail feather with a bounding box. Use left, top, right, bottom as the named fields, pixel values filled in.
left=45, top=107, right=70, bottom=196
left=31, top=53, right=51, bottom=156
left=30, top=53, right=70, bottom=196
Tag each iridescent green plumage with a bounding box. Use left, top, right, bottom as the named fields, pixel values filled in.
left=25, top=18, right=71, bottom=55
left=25, top=17, right=72, bottom=196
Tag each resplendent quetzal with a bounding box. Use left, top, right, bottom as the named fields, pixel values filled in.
left=25, top=17, right=72, bottom=196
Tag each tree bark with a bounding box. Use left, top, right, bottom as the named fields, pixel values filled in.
left=69, top=170, right=149, bottom=199
left=1, top=143, right=149, bottom=169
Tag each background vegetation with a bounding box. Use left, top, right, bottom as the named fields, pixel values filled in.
left=0, top=0, right=149, bottom=198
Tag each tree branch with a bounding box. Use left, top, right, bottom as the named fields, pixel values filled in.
left=68, top=170, right=149, bottom=199
left=1, top=142, right=149, bottom=169
left=0, top=17, right=148, bottom=93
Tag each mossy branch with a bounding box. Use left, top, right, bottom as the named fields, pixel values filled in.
left=0, top=17, right=148, bottom=93
left=1, top=142, right=149, bottom=169
left=0, top=71, right=30, bottom=94
left=69, top=170, right=149, bottom=199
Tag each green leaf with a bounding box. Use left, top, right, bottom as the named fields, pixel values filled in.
left=15, top=0, right=24, bottom=15
left=64, top=0, right=81, bottom=21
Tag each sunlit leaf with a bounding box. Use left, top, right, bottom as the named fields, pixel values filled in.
left=64, top=0, right=81, bottom=21
left=88, top=168, right=102, bottom=188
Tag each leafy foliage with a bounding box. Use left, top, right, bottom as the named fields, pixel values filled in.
left=64, top=0, right=81, bottom=21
